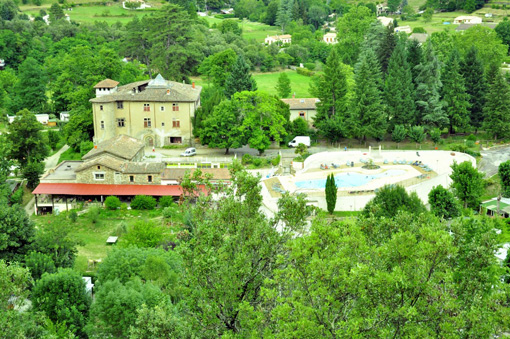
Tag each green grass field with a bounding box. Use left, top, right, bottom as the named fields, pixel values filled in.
left=203, top=16, right=280, bottom=42
left=193, top=69, right=314, bottom=97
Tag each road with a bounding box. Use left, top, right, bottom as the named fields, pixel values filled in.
left=479, top=145, right=510, bottom=177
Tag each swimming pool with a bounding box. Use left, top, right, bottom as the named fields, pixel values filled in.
left=295, top=170, right=407, bottom=189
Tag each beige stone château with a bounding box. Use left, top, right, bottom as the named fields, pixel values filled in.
left=90, top=74, right=202, bottom=147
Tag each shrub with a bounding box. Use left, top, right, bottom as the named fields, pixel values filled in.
left=10, top=188, right=23, bottom=205
left=115, top=221, right=128, bottom=236
left=88, top=206, right=101, bottom=224
left=467, top=134, right=477, bottom=142
left=68, top=210, right=77, bottom=222
left=159, top=196, right=174, bottom=208
left=131, top=195, right=157, bottom=210
left=123, top=220, right=164, bottom=247
left=105, top=196, right=121, bottom=210
left=24, top=251, right=56, bottom=280
left=466, top=140, right=475, bottom=148
left=412, top=27, right=426, bottom=33
left=242, top=154, right=253, bottom=165
left=163, top=207, right=174, bottom=218
left=304, top=62, right=315, bottom=71
left=252, top=158, right=262, bottom=167
left=296, top=67, right=315, bottom=76
left=272, top=155, right=281, bottom=166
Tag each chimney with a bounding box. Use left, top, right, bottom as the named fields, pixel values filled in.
left=292, top=92, right=295, bottom=98
left=94, top=145, right=97, bottom=149
left=166, top=89, right=170, bottom=95
left=192, top=82, right=195, bottom=89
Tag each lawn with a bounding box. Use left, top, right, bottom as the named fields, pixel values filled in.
left=192, top=69, right=315, bottom=97
left=32, top=207, right=181, bottom=275
left=58, top=147, right=82, bottom=163
left=203, top=16, right=280, bottom=42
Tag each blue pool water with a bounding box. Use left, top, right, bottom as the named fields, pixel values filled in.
left=295, top=170, right=406, bottom=189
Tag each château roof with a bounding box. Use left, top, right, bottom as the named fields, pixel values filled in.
left=281, top=98, right=319, bottom=110
left=94, top=79, right=120, bottom=89
left=82, top=135, right=144, bottom=161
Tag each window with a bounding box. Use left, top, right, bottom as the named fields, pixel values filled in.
left=117, top=101, right=124, bottom=109
left=129, top=175, right=134, bottom=183
left=172, top=120, right=180, bottom=128
left=170, top=137, right=182, bottom=144
left=100, top=105, right=103, bottom=111
left=144, top=103, right=150, bottom=112
left=117, top=118, right=125, bottom=127
left=160, top=106, right=165, bottom=112
left=100, top=121, right=105, bottom=129
left=97, top=166, right=101, bottom=170
left=94, top=173, right=105, bottom=180
left=144, top=118, right=151, bottom=128
left=148, top=175, right=153, bottom=183
left=172, top=103, right=179, bottom=111
left=299, top=112, right=305, bottom=118
left=161, top=122, right=165, bottom=127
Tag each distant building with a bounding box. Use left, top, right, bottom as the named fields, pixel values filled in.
left=323, top=32, right=338, bottom=44
left=409, top=33, right=428, bottom=44
left=376, top=4, right=389, bottom=16
left=7, top=114, right=49, bottom=125
left=281, top=97, right=319, bottom=124
left=0, top=59, right=5, bottom=70
left=453, top=15, right=483, bottom=24
left=90, top=74, right=202, bottom=147
left=265, top=34, right=292, bottom=45
left=60, top=111, right=70, bottom=122
left=377, top=16, right=394, bottom=27
left=394, top=25, right=412, bottom=34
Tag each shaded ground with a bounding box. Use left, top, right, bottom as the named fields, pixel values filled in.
left=479, top=145, right=510, bottom=177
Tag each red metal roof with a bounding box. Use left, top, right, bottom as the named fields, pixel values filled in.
left=32, top=183, right=194, bottom=197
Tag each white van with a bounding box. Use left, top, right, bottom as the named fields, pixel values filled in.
left=180, top=147, right=196, bottom=157
left=288, top=136, right=311, bottom=147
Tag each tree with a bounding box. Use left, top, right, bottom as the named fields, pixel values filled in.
left=0, top=203, right=35, bottom=263
left=441, top=49, right=470, bottom=134
left=201, top=100, right=245, bottom=154
left=48, top=3, right=64, bottom=22
left=12, top=57, right=47, bottom=112
left=429, top=127, right=441, bottom=145
left=224, top=55, right=257, bottom=98
left=325, top=173, right=337, bottom=214
left=24, top=251, right=56, bottom=281
left=7, top=109, right=49, bottom=168
left=129, top=302, right=190, bottom=338
left=483, top=70, right=510, bottom=140
left=414, top=45, right=448, bottom=128
left=456, top=26, right=508, bottom=69
left=450, top=161, right=485, bottom=209
left=428, top=185, right=461, bottom=219
left=336, top=5, right=376, bottom=65
left=385, top=37, right=415, bottom=128
left=122, top=220, right=165, bottom=248
left=217, top=19, right=242, bottom=35
left=422, top=8, right=433, bottom=22
left=495, top=18, right=510, bottom=48
left=407, top=38, right=423, bottom=81
left=363, top=184, right=426, bottom=218
left=499, top=160, right=510, bottom=197
left=32, top=269, right=91, bottom=337
left=198, top=49, right=237, bottom=89
left=33, top=217, right=82, bottom=269
left=387, top=0, right=400, bottom=12
left=22, top=161, right=44, bottom=190
left=391, top=124, right=407, bottom=148
left=408, top=125, right=425, bottom=148
left=63, top=107, right=94, bottom=151
left=275, top=72, right=291, bottom=98
left=275, top=0, right=293, bottom=32
left=347, top=48, right=387, bottom=142
left=377, top=25, right=396, bottom=74
left=0, top=260, right=32, bottom=310
left=104, top=196, right=121, bottom=210
left=311, top=48, right=351, bottom=141
left=460, top=46, right=486, bottom=131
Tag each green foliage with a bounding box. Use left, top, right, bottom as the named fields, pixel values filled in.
left=22, top=161, right=45, bottom=190
left=104, top=196, right=121, bottom=210
left=450, top=161, right=485, bottom=209
left=325, top=173, right=337, bottom=214
left=0, top=260, right=32, bottom=310
left=294, top=143, right=308, bottom=158
left=271, top=154, right=281, bottom=166
left=10, top=187, right=23, bottom=205
left=461, top=48, right=486, bottom=130
left=224, top=55, right=257, bottom=98
left=88, top=206, right=101, bottom=224
left=336, top=5, right=375, bottom=65
left=428, top=185, right=461, bottom=219
left=499, top=160, right=510, bottom=197
left=129, top=301, right=190, bottom=338
left=68, top=210, right=77, bottom=223
left=12, top=57, right=47, bottom=112
left=122, top=220, right=165, bottom=248
left=296, top=67, right=315, bottom=76
left=391, top=124, right=407, bottom=146
left=429, top=128, right=442, bottom=144
left=242, top=154, right=253, bottom=165
left=24, top=251, right=56, bottom=281
left=422, top=7, right=433, bottom=22
left=32, top=268, right=91, bottom=336
left=0, top=203, right=35, bottom=263
left=363, top=185, right=426, bottom=218
left=63, top=108, right=94, bottom=151
left=275, top=72, right=291, bottom=98
left=198, top=49, right=237, bottom=89
left=131, top=195, right=157, bottom=210
left=408, top=125, right=425, bottom=145
left=34, top=218, right=82, bottom=269
left=217, top=19, right=242, bottom=35
left=158, top=196, right=174, bottom=208
left=7, top=109, right=49, bottom=168
left=47, top=130, right=61, bottom=151
left=483, top=70, right=510, bottom=140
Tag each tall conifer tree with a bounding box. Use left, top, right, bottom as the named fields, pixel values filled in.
left=348, top=48, right=387, bottom=141
left=385, top=37, right=415, bottom=128
left=224, top=55, right=257, bottom=98
left=414, top=44, right=449, bottom=129
left=483, top=71, right=510, bottom=140
left=407, top=38, right=423, bottom=81
left=441, top=49, right=470, bottom=134
left=460, top=46, right=486, bottom=131
left=377, top=25, right=396, bottom=74
left=311, top=48, right=349, bottom=141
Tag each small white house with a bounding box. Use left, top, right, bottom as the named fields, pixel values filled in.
left=323, top=32, right=338, bottom=44
left=453, top=16, right=482, bottom=24
left=265, top=34, right=292, bottom=45
left=0, top=59, right=5, bottom=69
left=377, top=16, right=394, bottom=27
left=394, top=25, right=412, bottom=33
left=60, top=112, right=70, bottom=122
left=485, top=13, right=493, bottom=18
left=8, top=113, right=49, bottom=125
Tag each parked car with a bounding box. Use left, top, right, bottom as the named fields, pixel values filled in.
left=180, top=147, right=196, bottom=157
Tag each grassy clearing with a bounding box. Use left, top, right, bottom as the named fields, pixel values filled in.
left=58, top=147, right=82, bottom=163
left=32, top=207, right=182, bottom=275
left=192, top=69, right=314, bottom=97
left=203, top=16, right=280, bottom=42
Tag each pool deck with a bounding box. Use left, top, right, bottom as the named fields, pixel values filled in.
left=260, top=150, right=475, bottom=212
